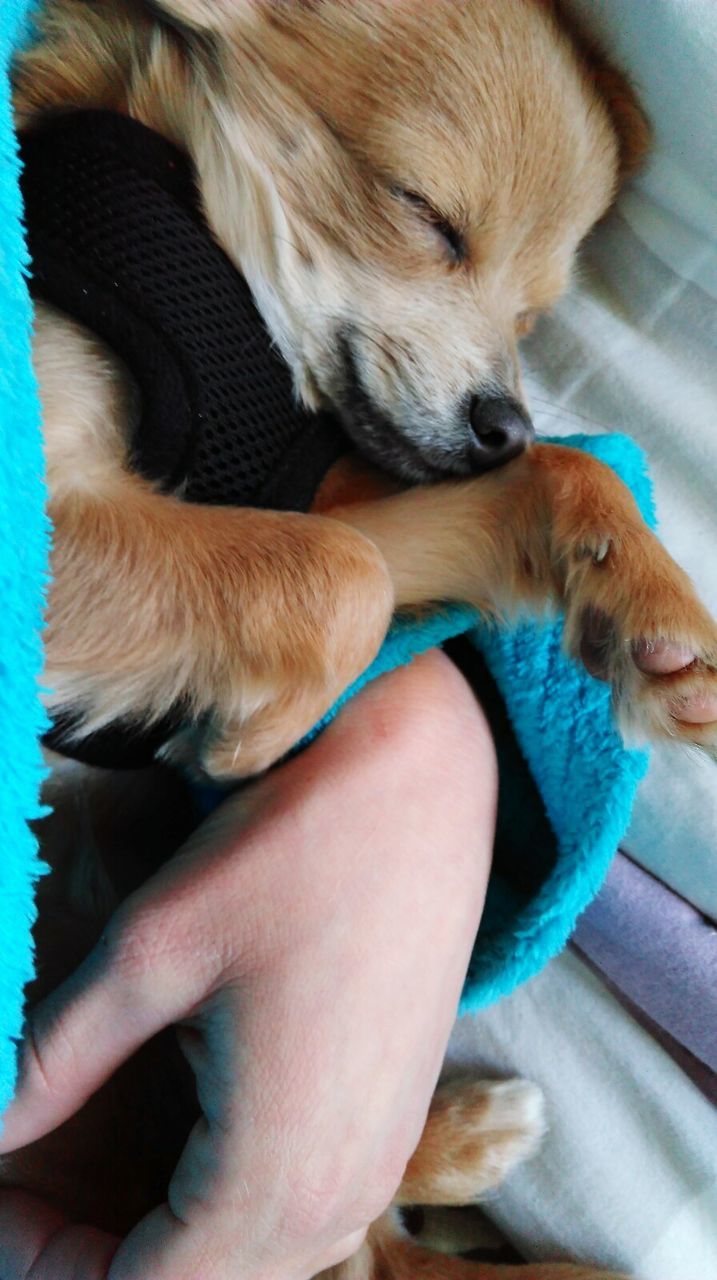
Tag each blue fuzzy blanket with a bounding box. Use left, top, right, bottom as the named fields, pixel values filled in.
left=0, top=0, right=51, bottom=1120
left=0, top=2, right=651, bottom=1120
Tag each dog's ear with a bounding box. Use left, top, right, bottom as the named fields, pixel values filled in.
left=153, top=1, right=331, bottom=35
left=590, top=58, right=651, bottom=180
left=150, top=1, right=239, bottom=32
left=150, top=1, right=216, bottom=29
left=13, top=0, right=141, bottom=122
left=545, top=2, right=650, bottom=181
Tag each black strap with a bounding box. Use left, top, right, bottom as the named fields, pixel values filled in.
left=20, top=111, right=349, bottom=767
left=20, top=110, right=348, bottom=508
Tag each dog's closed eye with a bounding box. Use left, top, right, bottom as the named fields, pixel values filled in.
left=393, top=187, right=468, bottom=265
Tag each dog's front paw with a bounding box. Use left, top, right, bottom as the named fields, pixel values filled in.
left=562, top=523, right=717, bottom=755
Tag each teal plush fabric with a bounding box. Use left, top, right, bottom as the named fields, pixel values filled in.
left=0, top=0, right=50, bottom=1120
left=0, top=2, right=652, bottom=1117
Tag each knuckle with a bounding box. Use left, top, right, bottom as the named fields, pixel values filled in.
left=318, top=1230, right=368, bottom=1272
left=355, top=1156, right=405, bottom=1224
left=24, top=1010, right=75, bottom=1102
left=283, top=1157, right=399, bottom=1245
left=101, top=900, right=188, bottom=989
left=100, top=905, right=150, bottom=977
left=285, top=1171, right=347, bottom=1238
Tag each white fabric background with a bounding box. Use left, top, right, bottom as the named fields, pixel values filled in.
left=520, top=0, right=717, bottom=919
left=444, top=3, right=717, bottom=1273
left=446, top=953, right=717, bottom=1278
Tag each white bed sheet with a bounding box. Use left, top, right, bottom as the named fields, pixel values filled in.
left=446, top=9, right=717, bottom=1269
left=445, top=951, right=717, bottom=1279
left=520, top=0, right=717, bottom=918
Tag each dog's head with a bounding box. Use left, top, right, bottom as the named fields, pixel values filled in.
left=76, top=0, right=651, bottom=479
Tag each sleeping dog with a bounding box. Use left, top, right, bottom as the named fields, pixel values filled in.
left=4, top=0, right=717, bottom=1274
left=13, top=0, right=717, bottom=777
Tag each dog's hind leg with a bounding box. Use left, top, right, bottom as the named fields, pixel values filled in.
left=394, top=1079, right=546, bottom=1209
left=325, top=1239, right=630, bottom=1280
left=322, top=1078, right=624, bottom=1280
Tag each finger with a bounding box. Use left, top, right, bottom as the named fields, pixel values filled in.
left=109, top=1113, right=259, bottom=1280
left=108, top=988, right=292, bottom=1280
left=1, top=778, right=257, bottom=1156
left=0, top=1190, right=119, bottom=1279
left=108, top=1003, right=249, bottom=1280
left=0, top=926, right=191, bottom=1154
left=108, top=1160, right=218, bottom=1280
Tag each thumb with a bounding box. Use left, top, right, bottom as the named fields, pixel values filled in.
left=0, top=911, right=193, bottom=1154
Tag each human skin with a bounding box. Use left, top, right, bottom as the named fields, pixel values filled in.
left=0, top=649, right=498, bottom=1280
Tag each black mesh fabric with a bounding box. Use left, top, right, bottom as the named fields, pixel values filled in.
left=20, top=110, right=348, bottom=511
left=20, top=110, right=350, bottom=767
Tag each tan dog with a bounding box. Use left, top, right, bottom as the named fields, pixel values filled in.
left=4, top=0, right=716, bottom=1275
left=13, top=0, right=717, bottom=778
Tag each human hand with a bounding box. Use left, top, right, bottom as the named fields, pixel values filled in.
left=0, top=651, right=497, bottom=1280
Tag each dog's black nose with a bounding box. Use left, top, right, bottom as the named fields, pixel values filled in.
left=468, top=394, right=534, bottom=470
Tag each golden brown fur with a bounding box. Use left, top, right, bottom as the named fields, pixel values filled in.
left=4, top=1, right=716, bottom=1276
left=14, top=0, right=715, bottom=776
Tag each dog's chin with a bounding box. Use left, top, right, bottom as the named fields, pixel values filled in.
left=336, top=403, right=472, bottom=483
left=322, top=334, right=474, bottom=482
